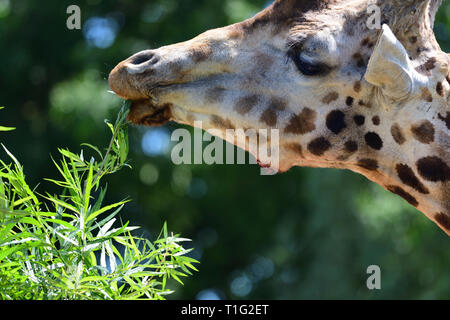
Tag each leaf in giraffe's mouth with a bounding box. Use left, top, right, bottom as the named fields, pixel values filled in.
left=127, top=99, right=173, bottom=127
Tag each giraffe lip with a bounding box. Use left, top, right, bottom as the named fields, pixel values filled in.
left=127, top=99, right=173, bottom=127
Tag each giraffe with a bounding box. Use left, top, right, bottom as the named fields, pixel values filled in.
left=109, top=0, right=450, bottom=235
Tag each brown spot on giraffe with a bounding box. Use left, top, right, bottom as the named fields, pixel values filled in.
left=372, top=116, right=380, bottom=126
left=285, top=142, right=304, bottom=158
left=352, top=53, right=365, bottom=68
left=307, top=137, right=331, bottom=156
left=416, top=156, right=450, bottom=182
left=364, top=132, right=383, bottom=150
left=409, top=36, right=418, bottom=44
left=205, top=87, right=226, bottom=104
left=391, top=123, right=406, bottom=145
left=353, top=115, right=365, bottom=126
left=284, top=107, right=317, bottom=135
left=436, top=81, right=444, bottom=97
left=254, top=52, right=275, bottom=72
left=435, top=213, right=450, bottom=231
left=438, top=112, right=450, bottom=130
left=424, top=57, right=437, bottom=70
left=344, top=140, right=358, bottom=153
left=268, top=97, right=287, bottom=112
left=358, top=100, right=372, bottom=108
left=411, top=120, right=435, bottom=144
left=415, top=57, right=437, bottom=76
left=361, top=37, right=370, bottom=46
left=190, top=43, right=213, bottom=63
left=396, top=164, right=430, bottom=194
left=211, top=115, right=235, bottom=130
left=326, top=110, right=347, bottom=134
left=346, top=96, right=354, bottom=106
left=260, top=108, right=278, bottom=127
left=235, top=95, right=259, bottom=116
left=387, top=185, right=419, bottom=207
left=259, top=97, right=287, bottom=127
left=322, top=91, right=339, bottom=104
left=421, top=88, right=433, bottom=102
left=357, top=159, right=378, bottom=171
left=419, top=44, right=433, bottom=53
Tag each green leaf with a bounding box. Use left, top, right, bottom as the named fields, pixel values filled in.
left=1, top=144, right=22, bottom=173
left=80, top=276, right=107, bottom=283
left=163, top=222, right=168, bottom=240
left=0, top=222, right=17, bottom=242
left=44, top=218, right=77, bottom=231
left=20, top=216, right=42, bottom=227
left=44, top=195, right=79, bottom=214
left=0, top=208, right=30, bottom=217
left=83, top=162, right=94, bottom=212
left=171, top=273, right=185, bottom=285
left=80, top=143, right=103, bottom=159
left=0, top=244, right=26, bottom=262
left=87, top=206, right=122, bottom=233
left=106, top=121, right=114, bottom=135
left=86, top=200, right=129, bottom=223
left=12, top=196, right=34, bottom=208
left=0, top=126, right=15, bottom=132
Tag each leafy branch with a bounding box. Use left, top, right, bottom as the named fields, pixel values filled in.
left=0, top=103, right=198, bottom=300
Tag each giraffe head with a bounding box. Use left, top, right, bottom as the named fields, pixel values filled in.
left=109, top=0, right=450, bottom=235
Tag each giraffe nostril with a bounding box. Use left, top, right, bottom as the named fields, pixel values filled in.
left=127, top=50, right=160, bottom=74
left=129, top=50, right=159, bottom=66
left=131, top=53, right=152, bottom=65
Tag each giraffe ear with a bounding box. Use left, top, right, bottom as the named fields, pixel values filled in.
left=364, top=24, right=414, bottom=102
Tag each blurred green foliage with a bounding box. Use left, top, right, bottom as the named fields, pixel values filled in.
left=0, top=0, right=449, bottom=299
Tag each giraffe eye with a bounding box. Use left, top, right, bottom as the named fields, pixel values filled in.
left=289, top=51, right=330, bottom=76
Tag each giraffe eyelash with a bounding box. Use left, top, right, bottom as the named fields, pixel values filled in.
left=286, top=45, right=331, bottom=76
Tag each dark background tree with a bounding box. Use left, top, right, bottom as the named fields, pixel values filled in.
left=1, top=0, right=449, bottom=299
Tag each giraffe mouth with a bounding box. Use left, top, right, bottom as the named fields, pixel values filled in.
left=127, top=99, right=173, bottom=127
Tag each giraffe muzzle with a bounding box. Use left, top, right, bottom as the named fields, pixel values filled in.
left=109, top=50, right=161, bottom=101
left=109, top=49, right=178, bottom=125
